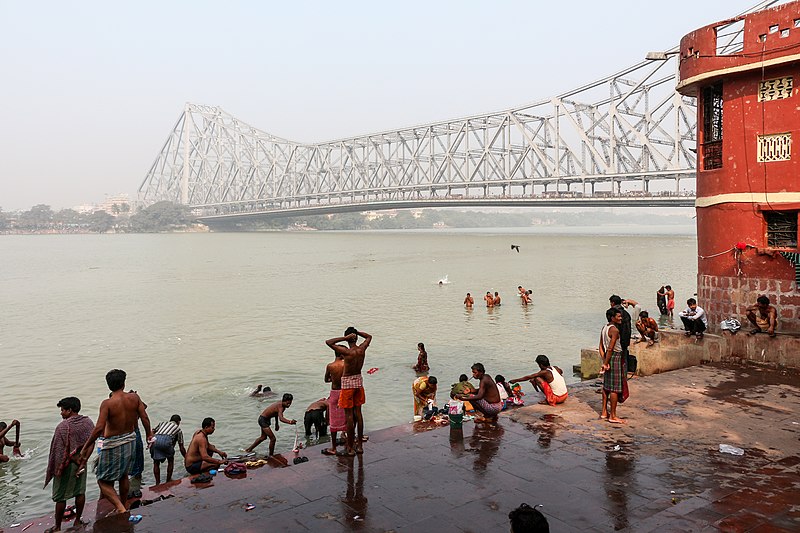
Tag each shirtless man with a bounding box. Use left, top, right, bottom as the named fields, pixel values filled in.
left=484, top=292, right=494, bottom=308
left=245, top=394, right=296, bottom=456
left=326, top=327, right=372, bottom=456
left=77, top=369, right=152, bottom=514
left=665, top=285, right=675, bottom=317
left=323, top=352, right=346, bottom=456
left=249, top=385, right=274, bottom=397
left=455, top=363, right=503, bottom=421
left=304, top=399, right=328, bottom=437
left=509, top=354, right=568, bottom=406
left=185, top=418, right=227, bottom=475
left=518, top=286, right=531, bottom=306
left=464, top=293, right=474, bottom=309
left=493, top=292, right=501, bottom=306
left=635, top=310, right=659, bottom=346
left=0, top=420, right=21, bottom=462
left=747, top=295, right=778, bottom=336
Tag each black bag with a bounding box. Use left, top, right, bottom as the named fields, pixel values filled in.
left=626, top=353, right=638, bottom=374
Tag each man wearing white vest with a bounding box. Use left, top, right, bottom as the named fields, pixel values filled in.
left=509, top=354, right=568, bottom=406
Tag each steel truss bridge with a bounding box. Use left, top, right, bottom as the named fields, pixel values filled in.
left=137, top=2, right=780, bottom=223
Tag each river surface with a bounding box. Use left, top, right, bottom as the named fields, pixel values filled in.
left=0, top=226, right=696, bottom=522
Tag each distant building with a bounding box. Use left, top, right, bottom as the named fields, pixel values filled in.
left=677, top=1, right=800, bottom=331
left=97, top=194, right=131, bottom=216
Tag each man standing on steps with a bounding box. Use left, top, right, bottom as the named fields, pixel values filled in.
left=77, top=369, right=153, bottom=515
left=322, top=352, right=346, bottom=456
left=326, top=327, right=372, bottom=457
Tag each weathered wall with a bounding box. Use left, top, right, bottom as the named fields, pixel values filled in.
left=580, top=330, right=800, bottom=379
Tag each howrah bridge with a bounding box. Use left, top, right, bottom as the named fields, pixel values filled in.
left=136, top=1, right=782, bottom=224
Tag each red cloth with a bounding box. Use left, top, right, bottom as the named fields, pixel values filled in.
left=45, top=414, right=94, bottom=488
left=338, top=388, right=365, bottom=408
left=540, top=380, right=568, bottom=406
left=328, top=390, right=347, bottom=432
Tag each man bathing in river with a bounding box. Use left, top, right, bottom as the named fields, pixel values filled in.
left=322, top=352, right=346, bottom=456
left=250, top=385, right=274, bottom=397
left=77, top=369, right=153, bottom=515
left=746, top=295, right=778, bottom=336
left=304, top=399, right=328, bottom=437
left=455, top=363, right=503, bottom=421
left=326, top=327, right=372, bottom=456
left=509, top=354, right=568, bottom=406
left=464, top=293, right=474, bottom=309
left=485, top=291, right=494, bottom=308
left=185, top=417, right=227, bottom=474
left=245, top=393, right=297, bottom=456
left=0, top=419, right=22, bottom=462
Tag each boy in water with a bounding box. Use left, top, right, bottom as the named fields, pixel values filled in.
left=245, top=393, right=297, bottom=456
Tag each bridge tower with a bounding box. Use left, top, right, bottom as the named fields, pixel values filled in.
left=678, top=1, right=800, bottom=332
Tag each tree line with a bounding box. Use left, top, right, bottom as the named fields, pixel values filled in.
left=0, top=201, right=195, bottom=233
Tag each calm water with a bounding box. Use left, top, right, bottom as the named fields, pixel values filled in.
left=0, top=227, right=697, bottom=522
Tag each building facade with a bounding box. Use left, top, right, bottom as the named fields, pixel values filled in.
left=678, top=1, right=800, bottom=332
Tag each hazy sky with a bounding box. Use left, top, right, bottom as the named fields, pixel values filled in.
left=0, top=0, right=769, bottom=210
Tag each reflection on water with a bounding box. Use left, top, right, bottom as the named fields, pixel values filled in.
left=604, top=447, right=636, bottom=531
left=468, top=423, right=504, bottom=473
left=530, top=414, right=562, bottom=448
left=340, top=456, right=368, bottom=529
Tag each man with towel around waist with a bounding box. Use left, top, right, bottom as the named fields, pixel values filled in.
left=326, top=327, right=372, bottom=457
left=77, top=369, right=153, bottom=514
left=322, top=352, right=346, bottom=456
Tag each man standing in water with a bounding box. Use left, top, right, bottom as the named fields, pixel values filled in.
left=493, top=292, right=501, bottom=306
left=464, top=293, right=474, bottom=309
left=455, top=363, right=503, bottom=421
left=322, top=352, right=346, bottom=456
left=326, top=327, right=372, bottom=456
left=77, top=369, right=153, bottom=515
left=484, top=291, right=494, bottom=308
left=665, top=285, right=675, bottom=317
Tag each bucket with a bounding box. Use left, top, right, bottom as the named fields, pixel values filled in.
left=449, top=413, right=463, bottom=429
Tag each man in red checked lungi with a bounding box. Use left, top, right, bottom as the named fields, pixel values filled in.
left=325, top=327, right=372, bottom=457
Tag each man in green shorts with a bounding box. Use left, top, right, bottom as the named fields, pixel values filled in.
left=44, top=397, right=95, bottom=532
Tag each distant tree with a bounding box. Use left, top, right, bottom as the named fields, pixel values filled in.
left=120, top=203, right=131, bottom=214
left=111, top=203, right=121, bottom=215
left=53, top=208, right=84, bottom=228
left=129, top=201, right=194, bottom=232
left=88, top=210, right=115, bottom=233
left=17, top=204, right=54, bottom=230
left=0, top=208, right=7, bottom=231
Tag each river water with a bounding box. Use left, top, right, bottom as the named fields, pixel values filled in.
left=0, top=226, right=696, bottom=522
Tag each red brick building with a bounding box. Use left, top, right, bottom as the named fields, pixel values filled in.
left=677, top=1, right=800, bottom=332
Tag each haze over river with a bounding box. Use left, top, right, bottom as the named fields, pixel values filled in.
left=0, top=226, right=696, bottom=522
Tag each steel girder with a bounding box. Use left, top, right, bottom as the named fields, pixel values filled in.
left=139, top=60, right=699, bottom=217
